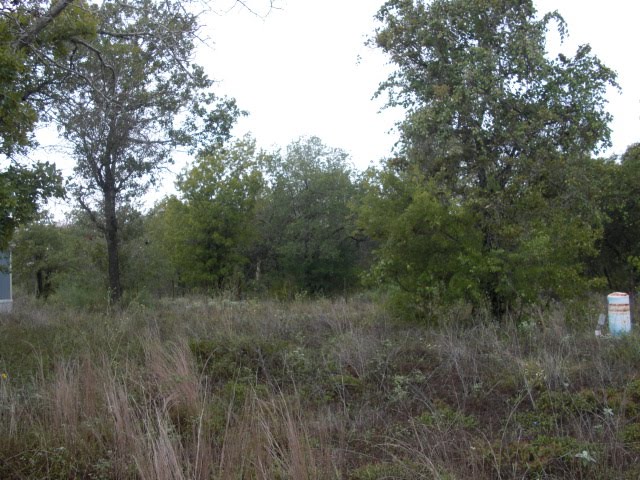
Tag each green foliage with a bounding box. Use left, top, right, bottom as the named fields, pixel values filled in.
left=621, top=422, right=640, bottom=452
left=495, top=435, right=600, bottom=477
left=11, top=207, right=165, bottom=307
left=417, top=401, right=478, bottom=429
left=349, top=461, right=438, bottom=480
left=57, top=0, right=241, bottom=302
left=190, top=334, right=290, bottom=384
left=257, top=137, right=363, bottom=295
left=360, top=171, right=484, bottom=319
left=363, top=0, right=616, bottom=319
left=0, top=1, right=96, bottom=245
left=159, top=136, right=365, bottom=297
left=589, top=143, right=640, bottom=291
left=0, top=163, right=63, bottom=249
left=11, top=215, right=68, bottom=298
left=0, top=0, right=97, bottom=156
left=119, top=209, right=176, bottom=298
left=157, top=136, right=263, bottom=292
left=49, top=213, right=113, bottom=308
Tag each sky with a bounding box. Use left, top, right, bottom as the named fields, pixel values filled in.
left=198, top=0, right=640, bottom=169
left=198, top=0, right=403, bottom=171
left=43, top=0, right=640, bottom=212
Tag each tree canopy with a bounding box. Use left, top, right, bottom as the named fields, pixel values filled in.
left=6, top=0, right=640, bottom=321
left=257, top=137, right=361, bottom=295
left=0, top=0, right=96, bottom=155
left=361, top=0, right=618, bottom=318
left=161, top=136, right=264, bottom=293
left=56, top=0, right=241, bottom=301
left=0, top=0, right=95, bottom=248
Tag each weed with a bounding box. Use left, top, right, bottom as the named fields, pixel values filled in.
left=417, top=401, right=478, bottom=429
left=2, top=297, right=640, bottom=478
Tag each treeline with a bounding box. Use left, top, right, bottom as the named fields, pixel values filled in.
left=12, top=136, right=367, bottom=303
left=4, top=0, right=640, bottom=320
left=11, top=138, right=640, bottom=316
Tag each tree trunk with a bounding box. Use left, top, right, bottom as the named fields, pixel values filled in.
left=104, top=186, right=122, bottom=303
left=36, top=270, right=44, bottom=298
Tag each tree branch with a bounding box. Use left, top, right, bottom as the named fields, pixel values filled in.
left=77, top=195, right=106, bottom=233
left=16, top=0, right=76, bottom=50
left=69, top=37, right=117, bottom=83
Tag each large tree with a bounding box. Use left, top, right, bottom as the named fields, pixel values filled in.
left=0, top=0, right=95, bottom=247
left=58, top=0, right=240, bottom=302
left=257, top=137, right=361, bottom=295
left=0, top=0, right=96, bottom=155
left=362, top=0, right=617, bottom=318
left=160, top=136, right=264, bottom=293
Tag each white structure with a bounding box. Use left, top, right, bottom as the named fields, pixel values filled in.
left=0, top=251, right=11, bottom=313
left=607, top=292, right=631, bottom=336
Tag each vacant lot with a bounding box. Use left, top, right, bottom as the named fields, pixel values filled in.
left=1, top=296, right=639, bottom=479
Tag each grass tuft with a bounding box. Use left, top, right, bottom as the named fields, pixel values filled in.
left=1, top=296, right=639, bottom=478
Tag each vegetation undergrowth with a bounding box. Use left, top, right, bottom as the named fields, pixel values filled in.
left=1, top=295, right=639, bottom=479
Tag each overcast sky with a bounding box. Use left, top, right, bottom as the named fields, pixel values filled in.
left=198, top=0, right=640, bottom=172
left=43, top=0, right=640, bottom=212
left=198, top=0, right=402, bottom=172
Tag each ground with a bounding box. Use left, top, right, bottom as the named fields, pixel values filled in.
left=1, top=295, right=639, bottom=478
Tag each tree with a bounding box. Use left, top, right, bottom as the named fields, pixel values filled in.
left=0, top=162, right=63, bottom=248
left=58, top=0, right=241, bottom=302
left=160, top=136, right=264, bottom=293
left=0, top=0, right=96, bottom=155
left=257, top=137, right=361, bottom=295
left=588, top=143, right=640, bottom=292
left=363, top=0, right=617, bottom=318
left=11, top=214, right=67, bottom=299
left=0, top=0, right=95, bottom=247
left=11, top=209, right=111, bottom=303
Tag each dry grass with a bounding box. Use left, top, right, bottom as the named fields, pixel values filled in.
left=1, top=295, right=639, bottom=478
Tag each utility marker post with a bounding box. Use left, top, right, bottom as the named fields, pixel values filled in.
left=0, top=251, right=12, bottom=313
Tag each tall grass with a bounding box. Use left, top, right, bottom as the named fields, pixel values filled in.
left=1, top=295, right=639, bottom=478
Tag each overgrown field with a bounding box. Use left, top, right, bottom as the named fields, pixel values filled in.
left=1, top=296, right=640, bottom=479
